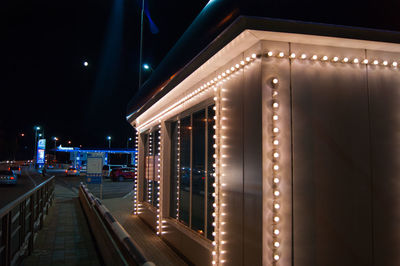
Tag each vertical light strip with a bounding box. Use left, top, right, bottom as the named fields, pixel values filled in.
left=176, top=120, right=181, bottom=220
left=133, top=130, right=139, bottom=215
left=212, top=86, right=222, bottom=265
left=148, top=132, right=153, bottom=203
left=156, top=125, right=162, bottom=235
left=271, top=77, right=281, bottom=263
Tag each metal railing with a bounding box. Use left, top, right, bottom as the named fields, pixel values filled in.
left=79, top=183, right=155, bottom=266
left=0, top=175, right=55, bottom=266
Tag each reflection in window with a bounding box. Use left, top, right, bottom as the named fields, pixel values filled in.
left=143, top=127, right=160, bottom=207
left=170, top=104, right=215, bottom=240
left=179, top=116, right=191, bottom=226
left=192, top=109, right=205, bottom=234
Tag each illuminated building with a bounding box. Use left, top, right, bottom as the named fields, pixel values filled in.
left=127, top=1, right=400, bottom=265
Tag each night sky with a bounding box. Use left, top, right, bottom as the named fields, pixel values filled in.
left=1, top=0, right=209, bottom=160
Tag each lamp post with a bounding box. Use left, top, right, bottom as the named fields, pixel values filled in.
left=33, top=126, right=41, bottom=162
left=107, top=136, right=111, bottom=149
left=53, top=137, right=58, bottom=163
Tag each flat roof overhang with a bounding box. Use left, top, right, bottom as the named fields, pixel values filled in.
left=127, top=16, right=400, bottom=125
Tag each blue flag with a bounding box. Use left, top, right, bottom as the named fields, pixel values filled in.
left=137, top=0, right=159, bottom=34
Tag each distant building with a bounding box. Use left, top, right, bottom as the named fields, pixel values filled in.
left=127, top=1, right=400, bottom=265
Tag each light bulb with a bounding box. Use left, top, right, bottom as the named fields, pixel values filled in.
left=273, top=140, right=279, bottom=145
left=353, top=58, right=359, bottom=64
left=383, top=60, right=388, bottom=66
left=393, top=62, right=398, bottom=67
left=301, top=54, right=307, bottom=59
left=251, top=53, right=257, bottom=58
left=274, top=203, right=280, bottom=209
left=274, top=254, right=280, bottom=261
left=273, top=102, right=279, bottom=108
left=322, top=55, right=328, bottom=61
left=274, top=241, right=280, bottom=248
left=273, top=165, right=279, bottom=171
left=267, top=51, right=273, bottom=57
left=273, top=127, right=279, bottom=133
left=312, top=55, right=318, bottom=60
left=363, top=59, right=369, bottom=64
left=333, top=56, right=339, bottom=62
left=273, top=177, right=280, bottom=184
left=273, top=152, right=279, bottom=158
left=274, top=229, right=280, bottom=235
left=278, top=52, right=284, bottom=57
left=343, top=57, right=349, bottom=63
left=272, top=78, right=279, bottom=84
left=290, top=53, right=296, bottom=58
left=373, top=60, right=379, bottom=65
left=274, top=190, right=280, bottom=196
left=273, top=115, right=278, bottom=121
left=274, top=216, right=280, bottom=222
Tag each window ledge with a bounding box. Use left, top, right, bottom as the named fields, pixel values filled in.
left=163, top=217, right=214, bottom=251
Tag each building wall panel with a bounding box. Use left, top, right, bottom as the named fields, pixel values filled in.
left=367, top=50, right=400, bottom=266
left=291, top=44, right=372, bottom=266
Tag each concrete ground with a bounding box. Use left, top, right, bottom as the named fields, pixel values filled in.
left=21, top=177, right=103, bottom=266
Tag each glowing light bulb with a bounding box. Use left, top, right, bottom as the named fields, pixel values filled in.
left=274, top=203, right=280, bottom=209
left=246, top=57, right=251, bottom=62
left=274, top=229, right=280, bottom=235
left=240, top=60, right=245, bottom=65
left=274, top=190, right=280, bottom=196
left=333, top=56, right=339, bottom=62
left=393, top=62, right=398, bottom=67
left=274, top=254, right=280, bottom=261
left=235, top=64, right=240, bottom=68
left=383, top=60, right=388, bottom=66
left=273, top=140, right=279, bottom=145
left=273, top=127, right=279, bottom=133
left=273, top=177, right=280, bottom=184
left=343, top=57, right=349, bottom=63
left=273, top=102, right=279, bottom=109
left=301, top=54, right=307, bottom=59
left=312, top=55, right=318, bottom=60
left=363, top=59, right=369, bottom=64
left=273, top=152, right=279, bottom=158
left=251, top=53, right=257, bottom=58
left=272, top=78, right=279, bottom=84
left=278, top=52, right=284, bottom=57
left=290, top=53, right=296, bottom=58
left=273, top=164, right=279, bottom=171
left=267, top=51, right=273, bottom=57
left=274, top=216, right=280, bottom=222
left=274, top=241, right=280, bottom=248
left=373, top=60, right=379, bottom=65
left=273, top=115, right=278, bottom=121
left=353, top=58, right=359, bottom=64
left=322, top=56, right=328, bottom=61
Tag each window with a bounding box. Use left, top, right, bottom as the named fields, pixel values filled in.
left=170, top=104, right=215, bottom=240
left=142, top=128, right=160, bottom=207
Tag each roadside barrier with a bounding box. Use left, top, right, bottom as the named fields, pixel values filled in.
left=0, top=176, right=55, bottom=266
left=79, top=183, right=155, bottom=266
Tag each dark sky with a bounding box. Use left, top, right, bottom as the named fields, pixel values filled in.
left=1, top=0, right=209, bottom=160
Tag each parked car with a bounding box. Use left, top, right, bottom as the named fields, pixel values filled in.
left=110, top=168, right=135, bottom=182
left=66, top=167, right=80, bottom=176
left=9, top=166, right=21, bottom=176
left=0, top=170, right=17, bottom=185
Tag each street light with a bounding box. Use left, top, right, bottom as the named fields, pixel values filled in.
left=83, top=61, right=88, bottom=67
left=107, top=136, right=111, bottom=149
left=143, top=63, right=153, bottom=71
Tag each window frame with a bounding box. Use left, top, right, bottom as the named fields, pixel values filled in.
left=167, top=99, right=215, bottom=240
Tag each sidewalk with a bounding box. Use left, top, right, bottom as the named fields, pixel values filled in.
left=22, top=179, right=102, bottom=266
left=102, top=197, right=188, bottom=266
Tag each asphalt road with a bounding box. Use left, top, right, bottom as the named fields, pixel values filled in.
left=49, top=170, right=135, bottom=200
left=0, top=165, right=51, bottom=210
left=0, top=166, right=134, bottom=211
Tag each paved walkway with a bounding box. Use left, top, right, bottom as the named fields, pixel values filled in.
left=22, top=178, right=102, bottom=266
left=102, top=197, right=188, bottom=266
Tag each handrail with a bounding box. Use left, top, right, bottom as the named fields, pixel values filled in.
left=0, top=175, right=55, bottom=218
left=79, top=183, right=155, bottom=266
left=0, top=172, right=55, bottom=266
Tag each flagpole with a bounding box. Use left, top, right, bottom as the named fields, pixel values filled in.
left=138, top=0, right=145, bottom=89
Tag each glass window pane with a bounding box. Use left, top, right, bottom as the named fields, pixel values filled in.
left=192, top=109, right=206, bottom=234
left=170, top=121, right=179, bottom=218
left=179, top=116, right=191, bottom=226
left=207, top=105, right=216, bottom=240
